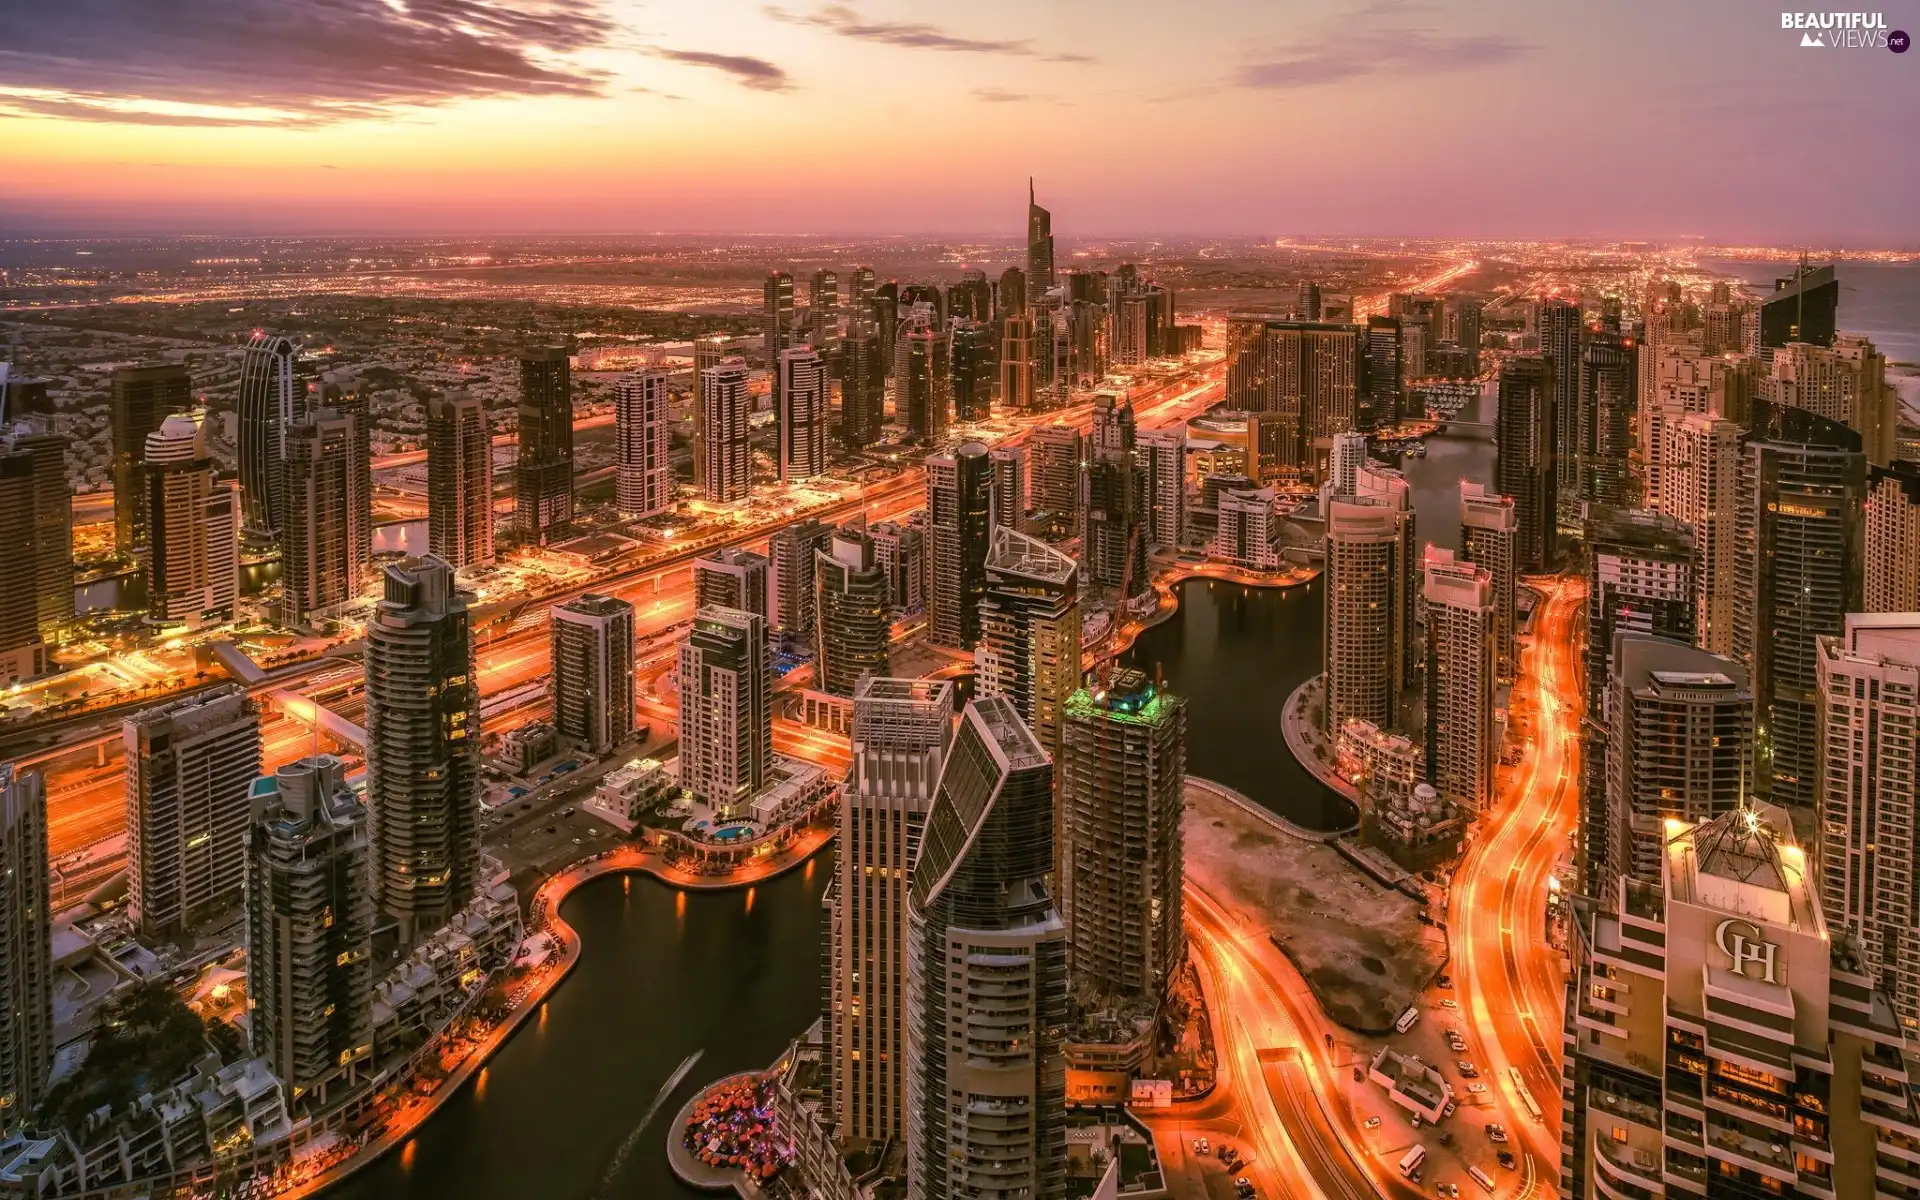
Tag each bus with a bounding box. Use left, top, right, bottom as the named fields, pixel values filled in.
left=1510, top=1066, right=1544, bottom=1122
left=1468, top=1165, right=1496, bottom=1193
left=1399, top=1145, right=1427, bottom=1180
left=1395, top=1006, right=1420, bottom=1034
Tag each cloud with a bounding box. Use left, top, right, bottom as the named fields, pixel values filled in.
left=1236, top=21, right=1530, bottom=90
left=650, top=48, right=793, bottom=91
left=0, top=0, right=615, bottom=126
left=765, top=4, right=1094, bottom=63
left=971, top=88, right=1066, bottom=106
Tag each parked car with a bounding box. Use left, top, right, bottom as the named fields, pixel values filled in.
left=1235, top=1178, right=1256, bottom=1198
left=1498, top=1151, right=1517, bottom=1170
left=1457, top=1061, right=1478, bottom=1078
left=1486, top=1123, right=1508, bottom=1143
left=1363, top=1116, right=1382, bottom=1129
left=1468, top=1083, right=1489, bottom=1094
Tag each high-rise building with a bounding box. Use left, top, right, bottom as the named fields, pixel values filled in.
left=1758, top=260, right=1838, bottom=351
left=1865, top=461, right=1920, bottom=614
left=1323, top=493, right=1415, bottom=736
left=842, top=314, right=885, bottom=450
left=998, top=266, right=1027, bottom=317
left=1580, top=336, right=1637, bottom=509
left=426, top=392, right=494, bottom=570
left=1583, top=509, right=1697, bottom=716
left=1734, top=401, right=1865, bottom=815
left=1082, top=392, right=1147, bottom=597
left=900, top=318, right=950, bottom=444
left=1451, top=298, right=1483, bottom=375
left=246, top=755, right=374, bottom=1106
left=1029, top=425, right=1082, bottom=533
left=281, top=409, right=369, bottom=626
left=110, top=362, right=190, bottom=554
left=1211, top=486, right=1282, bottom=571
left=873, top=281, right=900, bottom=377
left=1458, top=482, right=1517, bottom=680
left=1761, top=336, right=1897, bottom=467
left=0, top=767, right=51, bottom=1116
left=1495, top=354, right=1557, bottom=571
left=770, top=517, right=833, bottom=659
left=1816, top=614, right=1920, bottom=1028
left=1000, top=311, right=1036, bottom=412
left=125, top=684, right=262, bottom=939
left=950, top=320, right=992, bottom=422
left=699, top=356, right=753, bottom=503
left=807, top=268, right=840, bottom=358
left=1112, top=294, right=1149, bottom=367
left=976, top=528, right=1080, bottom=759
left=1139, top=428, right=1186, bottom=550
left=551, top=594, right=636, bottom=754
left=1659, top=412, right=1742, bottom=655
left=1026, top=178, right=1055, bottom=295
left=365, top=555, right=480, bottom=945
left=813, top=529, right=890, bottom=697
left=778, top=347, right=830, bottom=483
left=615, top=369, right=673, bottom=518
left=906, top=695, right=1066, bottom=1200
left=0, top=453, right=44, bottom=684
left=678, top=606, right=772, bottom=811
left=1536, top=298, right=1584, bottom=521
left=237, top=332, right=307, bottom=540
left=925, top=442, right=992, bottom=650
left=1059, top=670, right=1185, bottom=1003
left=144, top=414, right=238, bottom=627
left=1223, top=317, right=1364, bottom=477
left=690, top=333, right=731, bottom=474
left=988, top=444, right=1027, bottom=533
left=1362, top=315, right=1404, bottom=431
left=321, top=381, right=373, bottom=577
left=514, top=347, right=573, bottom=544
left=693, top=546, right=769, bottom=623
left=765, top=271, right=796, bottom=411
left=870, top=521, right=924, bottom=614
left=1295, top=281, right=1322, bottom=320
left=827, top=678, right=954, bottom=1145
left=0, top=424, right=72, bottom=639
left=1422, top=548, right=1496, bottom=814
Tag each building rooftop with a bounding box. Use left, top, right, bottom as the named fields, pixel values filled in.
left=1663, top=802, right=1820, bottom=935
left=985, top=526, right=1077, bottom=587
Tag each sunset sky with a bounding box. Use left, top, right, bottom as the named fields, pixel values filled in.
left=2, top=0, right=1916, bottom=240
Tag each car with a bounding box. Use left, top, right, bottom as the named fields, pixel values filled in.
left=1194, top=1138, right=1209, bottom=1156
left=1437, top=974, right=1453, bottom=988
left=571, top=837, right=583, bottom=845
left=1363, top=1116, right=1381, bottom=1129
left=1235, top=1178, right=1256, bottom=1198
left=1442, top=1100, right=1457, bottom=1119
left=1498, top=1151, right=1517, bottom=1170
left=1410, top=1114, right=1423, bottom=1128
left=1439, top=1185, right=1458, bottom=1198
left=1446, top=1039, right=1468, bottom=1053
left=1468, top=1083, right=1489, bottom=1094
left=1437, top=1131, right=1453, bottom=1147
left=559, top=759, right=581, bottom=771
left=1441, top=998, right=1459, bottom=1009
left=1486, top=1123, right=1508, bottom=1143
left=1217, top=1143, right=1235, bottom=1161
left=561, top=807, right=575, bottom=817
left=1457, top=1061, right=1478, bottom=1077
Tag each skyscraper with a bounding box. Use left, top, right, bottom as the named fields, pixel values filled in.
left=925, top=442, right=992, bottom=650
left=1458, top=482, right=1518, bottom=680
left=246, top=755, right=374, bottom=1106
left=813, top=528, right=890, bottom=697
left=551, top=594, right=636, bottom=754
left=1495, top=354, right=1557, bottom=571
left=0, top=767, right=51, bottom=1116
left=1112, top=294, right=1149, bottom=367
left=900, top=317, right=950, bottom=444
left=1222, top=318, right=1364, bottom=477
left=1659, top=412, right=1742, bottom=655
left=1139, top=427, right=1186, bottom=550
left=237, top=332, right=307, bottom=541
left=1029, top=425, right=1082, bottom=533
left=144, top=413, right=238, bottom=626
left=110, top=362, right=190, bottom=554
left=125, top=684, right=262, bottom=939
left=1536, top=297, right=1584, bottom=521
left=514, top=347, right=574, bottom=544
left=1422, top=547, right=1496, bottom=814
left=870, top=521, right=924, bottom=614
left=1082, top=392, right=1146, bottom=597
left=690, top=333, right=731, bottom=475
left=0, top=454, right=44, bottom=685
left=693, top=546, right=769, bottom=622
left=1758, top=260, right=1838, bottom=351
left=842, top=313, right=885, bottom=450
left=950, top=319, right=992, bottom=422
left=426, top=392, right=494, bottom=570
left=615, top=369, right=673, bottom=518
left=1362, top=315, right=1403, bottom=431
left=1058, top=670, right=1185, bottom=1002
left=828, top=678, right=953, bottom=1144
left=0, top=423, right=72, bottom=638
left=1583, top=508, right=1697, bottom=715
left=778, top=347, right=829, bottom=483
left=1761, top=336, right=1898, bottom=468
left=769, top=517, right=833, bottom=659
left=699, top=355, right=753, bottom=503
left=765, top=271, right=796, bottom=414
left=1000, top=305, right=1036, bottom=412
left=907, top=695, right=1066, bottom=1200
left=1323, top=493, right=1415, bottom=736
left=678, top=606, right=772, bottom=810
left=1026, top=178, right=1055, bottom=295
left=807, top=268, right=840, bottom=358
left=988, top=443, right=1027, bottom=534
left=365, top=555, right=479, bottom=945
left=1865, top=461, right=1920, bottom=614
left=1580, top=335, right=1637, bottom=509
left=976, top=528, right=1080, bottom=760
left=281, top=409, right=369, bottom=626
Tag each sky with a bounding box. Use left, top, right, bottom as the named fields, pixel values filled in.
left=1, top=0, right=1917, bottom=241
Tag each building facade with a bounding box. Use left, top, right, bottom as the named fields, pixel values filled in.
left=551, top=594, right=636, bottom=754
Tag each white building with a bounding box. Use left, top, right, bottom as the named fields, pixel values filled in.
left=1208, top=487, right=1281, bottom=570
left=614, top=369, right=673, bottom=518
left=778, top=347, right=829, bottom=483
left=699, top=356, right=752, bottom=503
left=1658, top=411, right=1741, bottom=654
left=1421, top=547, right=1495, bottom=813
left=1138, top=427, right=1186, bottom=550
left=677, top=606, right=771, bottom=812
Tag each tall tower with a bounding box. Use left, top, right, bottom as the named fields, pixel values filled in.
left=769, top=517, right=833, bottom=659
left=842, top=312, right=885, bottom=450
left=1029, top=425, right=1082, bottom=533
left=615, top=369, right=673, bottom=518
left=0, top=424, right=72, bottom=638
left=1865, top=461, right=1920, bottom=614
left=365, top=555, right=479, bottom=945
left=988, top=443, right=1027, bottom=534
left=144, top=413, right=238, bottom=626
left=1059, top=670, right=1186, bottom=1003
left=976, top=528, right=1081, bottom=760
left=514, top=347, right=573, bottom=544
left=1583, top=509, right=1697, bottom=716
left=110, top=362, right=190, bottom=553
left=699, top=356, right=753, bottom=502
left=925, top=442, right=992, bottom=650
left=1323, top=491, right=1415, bottom=736
left=551, top=594, right=636, bottom=754
left=1495, top=353, right=1557, bottom=571
left=764, top=271, right=796, bottom=368
left=1363, top=315, right=1404, bottom=431
left=1660, top=412, right=1742, bottom=655
left=426, top=392, right=494, bottom=570
left=246, top=755, right=374, bottom=1106
left=1082, top=392, right=1146, bottom=596
left=237, top=332, right=306, bottom=541
left=693, top=547, right=769, bottom=623
left=0, top=767, right=51, bottom=1115
left=678, top=606, right=772, bottom=811
left=1139, top=427, right=1186, bottom=550
left=814, top=529, right=890, bottom=698
left=1026, top=179, right=1055, bottom=295
left=125, top=684, right=262, bottom=939
left=1580, top=335, right=1637, bottom=509
left=1536, top=297, right=1583, bottom=521
left=900, top=318, right=950, bottom=444
left=1758, top=260, right=1838, bottom=351
left=1422, top=548, right=1496, bottom=814
left=807, top=269, right=840, bottom=358
left=907, top=696, right=1066, bottom=1200
left=1000, top=308, right=1036, bottom=412
left=828, top=678, right=953, bottom=1144
left=281, top=408, right=369, bottom=626
left=778, top=347, right=830, bottom=483
left=951, top=320, right=993, bottom=422
left=1458, top=482, right=1517, bottom=680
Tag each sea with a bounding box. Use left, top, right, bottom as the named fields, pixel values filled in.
left=1699, top=256, right=1920, bottom=409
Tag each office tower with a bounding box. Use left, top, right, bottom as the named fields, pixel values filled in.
left=1536, top=298, right=1583, bottom=522
left=1495, top=354, right=1557, bottom=571
left=828, top=678, right=954, bottom=1144
left=1362, top=315, right=1404, bottom=431
left=699, top=355, right=753, bottom=502
left=1758, top=259, right=1838, bottom=351
left=1223, top=317, right=1364, bottom=476
left=1452, top=298, right=1483, bottom=374
left=1458, top=482, right=1517, bottom=680
left=1561, top=802, right=1920, bottom=1200
left=1816, top=614, right=1920, bottom=1027
left=125, top=684, right=262, bottom=939
left=842, top=314, right=885, bottom=450
left=765, top=270, right=797, bottom=395
left=1581, top=336, right=1637, bottom=508
left=144, top=414, right=238, bottom=626
left=770, top=517, right=833, bottom=658
left=426, top=392, right=494, bottom=570
left=976, top=528, right=1080, bottom=759
left=0, top=767, right=50, bottom=1116
left=988, top=444, right=1027, bottom=533
left=110, top=362, right=190, bottom=553
left=1025, top=178, right=1055, bottom=295
left=906, top=695, right=1066, bottom=1200
left=948, top=271, right=990, bottom=324
left=873, top=281, right=900, bottom=376
left=1422, top=548, right=1496, bottom=814
left=1641, top=346, right=1758, bottom=510
left=365, top=555, right=480, bottom=945
left=1323, top=493, right=1415, bottom=736
left=1082, top=393, right=1147, bottom=597
left=998, top=266, right=1027, bottom=316
left=1322, top=428, right=1364, bottom=499
left=1592, top=635, right=1751, bottom=891
left=0, top=425, right=70, bottom=638
left=678, top=606, right=772, bottom=810
left=1029, top=425, right=1082, bottom=532
left=924, top=442, right=992, bottom=650
left=848, top=266, right=877, bottom=316
left=321, top=381, right=374, bottom=577
left=778, top=347, right=830, bottom=483
left=870, top=521, right=923, bottom=614
left=690, top=333, right=731, bottom=475
left=551, top=594, right=636, bottom=753
left=614, top=369, right=673, bottom=518
left=1659, top=413, right=1741, bottom=655
left=1295, top=280, right=1322, bottom=320
left=1734, top=401, right=1865, bottom=814
left=950, top=320, right=992, bottom=422
left=807, top=268, right=840, bottom=358
left=694, top=546, right=770, bottom=623
left=1583, top=509, right=1697, bottom=735
left=1761, top=336, right=1897, bottom=468
left=1112, top=295, right=1148, bottom=367
left=1058, top=669, right=1185, bottom=1004
left=999, top=311, right=1037, bottom=413
left=813, top=529, right=890, bottom=697
left=237, top=332, right=307, bottom=540
left=281, top=410, right=369, bottom=626
left=246, top=755, right=374, bottom=1106
left=514, top=347, right=574, bottom=544
left=1865, top=461, right=1920, bottom=613
left=1139, top=427, right=1186, bottom=550
left=900, top=319, right=950, bottom=444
